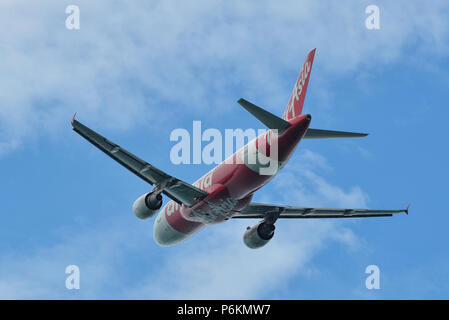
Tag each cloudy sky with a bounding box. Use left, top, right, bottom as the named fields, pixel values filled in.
left=0, top=0, right=448, bottom=299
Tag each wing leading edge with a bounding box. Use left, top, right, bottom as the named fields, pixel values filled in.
left=233, top=203, right=408, bottom=219
left=71, top=116, right=207, bottom=207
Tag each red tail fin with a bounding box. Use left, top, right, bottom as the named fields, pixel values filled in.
left=282, top=49, right=316, bottom=121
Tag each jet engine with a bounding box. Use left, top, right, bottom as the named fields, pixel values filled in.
left=243, top=221, right=275, bottom=249
left=132, top=192, right=163, bottom=220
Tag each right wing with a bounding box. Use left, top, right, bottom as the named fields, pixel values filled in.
left=71, top=115, right=208, bottom=207
left=304, top=128, right=368, bottom=139
left=233, top=203, right=408, bottom=219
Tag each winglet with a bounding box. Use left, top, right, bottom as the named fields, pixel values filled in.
left=405, top=203, right=410, bottom=215
left=71, top=112, right=77, bottom=125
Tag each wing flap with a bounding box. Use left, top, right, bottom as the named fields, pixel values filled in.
left=233, top=203, right=406, bottom=219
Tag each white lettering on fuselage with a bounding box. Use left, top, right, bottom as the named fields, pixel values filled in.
left=166, top=201, right=180, bottom=217
left=165, top=171, right=214, bottom=217
left=193, top=171, right=213, bottom=191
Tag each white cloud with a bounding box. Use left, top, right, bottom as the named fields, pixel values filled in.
left=0, top=218, right=148, bottom=299
left=0, top=1, right=448, bottom=156
left=127, top=220, right=357, bottom=299
left=0, top=0, right=446, bottom=299
left=0, top=150, right=366, bottom=299
left=269, top=150, right=369, bottom=209
left=0, top=139, right=20, bottom=157
left=127, top=150, right=365, bottom=299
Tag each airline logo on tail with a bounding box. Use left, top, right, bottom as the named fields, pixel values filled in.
left=283, top=49, right=316, bottom=121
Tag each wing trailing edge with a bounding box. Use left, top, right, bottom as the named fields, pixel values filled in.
left=233, top=203, right=408, bottom=219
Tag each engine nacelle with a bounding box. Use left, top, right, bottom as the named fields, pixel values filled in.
left=243, top=221, right=275, bottom=249
left=132, top=192, right=163, bottom=220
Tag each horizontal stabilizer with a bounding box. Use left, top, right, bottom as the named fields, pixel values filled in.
left=304, top=128, right=368, bottom=139
left=238, top=98, right=290, bottom=134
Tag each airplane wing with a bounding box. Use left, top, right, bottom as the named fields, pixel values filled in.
left=304, top=128, right=368, bottom=139
left=233, top=203, right=408, bottom=219
left=71, top=115, right=208, bottom=207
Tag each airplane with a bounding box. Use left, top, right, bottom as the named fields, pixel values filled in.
left=71, top=48, right=408, bottom=249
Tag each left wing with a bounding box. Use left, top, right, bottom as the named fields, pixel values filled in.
left=233, top=203, right=408, bottom=219
left=71, top=115, right=207, bottom=207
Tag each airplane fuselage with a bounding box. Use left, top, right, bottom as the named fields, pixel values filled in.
left=153, top=113, right=311, bottom=246
left=72, top=49, right=403, bottom=249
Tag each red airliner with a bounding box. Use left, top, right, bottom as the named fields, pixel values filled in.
left=72, top=49, right=407, bottom=249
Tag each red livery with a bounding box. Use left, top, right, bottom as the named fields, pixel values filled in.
left=72, top=49, right=407, bottom=249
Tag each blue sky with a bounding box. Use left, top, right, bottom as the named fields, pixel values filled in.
left=0, top=1, right=448, bottom=299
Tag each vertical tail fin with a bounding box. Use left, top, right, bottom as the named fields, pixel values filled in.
left=282, top=49, right=316, bottom=121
